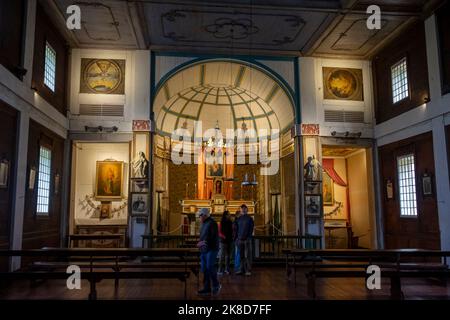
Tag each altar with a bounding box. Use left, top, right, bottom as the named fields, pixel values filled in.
left=181, top=199, right=256, bottom=217
left=180, top=175, right=256, bottom=235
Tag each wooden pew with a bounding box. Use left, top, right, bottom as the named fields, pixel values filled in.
left=283, top=248, right=450, bottom=299
left=0, top=248, right=200, bottom=299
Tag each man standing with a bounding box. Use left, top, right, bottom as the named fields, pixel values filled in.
left=236, top=204, right=254, bottom=276
left=197, top=208, right=221, bottom=296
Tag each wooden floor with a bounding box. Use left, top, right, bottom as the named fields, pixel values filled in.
left=1, top=267, right=449, bottom=300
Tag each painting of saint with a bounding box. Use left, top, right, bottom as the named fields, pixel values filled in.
left=323, top=172, right=334, bottom=206
left=206, top=151, right=225, bottom=178
left=95, top=161, right=124, bottom=200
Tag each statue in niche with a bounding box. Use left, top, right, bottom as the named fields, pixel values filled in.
left=132, top=151, right=149, bottom=178
left=304, top=155, right=321, bottom=181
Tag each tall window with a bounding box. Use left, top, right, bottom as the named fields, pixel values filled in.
left=36, top=146, right=52, bottom=215
left=44, top=42, right=56, bottom=92
left=391, top=57, right=409, bottom=103
left=397, top=154, right=417, bottom=217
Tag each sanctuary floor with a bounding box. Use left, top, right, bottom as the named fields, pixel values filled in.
left=1, top=267, right=449, bottom=300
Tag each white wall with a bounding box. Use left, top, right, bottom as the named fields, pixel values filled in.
left=347, top=150, right=373, bottom=249
left=72, top=142, right=129, bottom=228
left=299, top=57, right=374, bottom=138
left=68, top=49, right=150, bottom=132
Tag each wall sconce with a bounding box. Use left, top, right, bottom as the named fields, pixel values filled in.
left=424, top=96, right=430, bottom=103
left=84, top=126, right=118, bottom=133
left=331, top=131, right=362, bottom=139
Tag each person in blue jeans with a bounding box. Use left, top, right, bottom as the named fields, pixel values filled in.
left=196, top=208, right=221, bottom=296
left=232, top=210, right=241, bottom=273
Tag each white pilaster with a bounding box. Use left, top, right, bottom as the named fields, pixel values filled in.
left=432, top=116, right=450, bottom=251
left=10, top=112, right=30, bottom=270
left=22, top=0, right=37, bottom=88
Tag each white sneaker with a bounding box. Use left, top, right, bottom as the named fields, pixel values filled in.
left=245, top=272, right=251, bottom=276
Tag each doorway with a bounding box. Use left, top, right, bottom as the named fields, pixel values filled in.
left=321, top=144, right=376, bottom=249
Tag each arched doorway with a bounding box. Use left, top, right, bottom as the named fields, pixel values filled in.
left=151, top=59, right=298, bottom=238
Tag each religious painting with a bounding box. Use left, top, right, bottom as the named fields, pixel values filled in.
left=305, top=196, right=321, bottom=216
left=95, top=161, right=124, bottom=201
left=54, top=173, right=60, bottom=195
left=131, top=193, right=148, bottom=215
left=0, top=159, right=9, bottom=188
left=80, top=58, right=125, bottom=94
left=100, top=202, right=111, bottom=219
left=323, top=172, right=334, bottom=206
left=206, top=150, right=225, bottom=178
left=28, top=166, right=36, bottom=190
left=386, top=179, right=394, bottom=200
left=322, top=67, right=363, bottom=101
left=422, top=173, right=433, bottom=196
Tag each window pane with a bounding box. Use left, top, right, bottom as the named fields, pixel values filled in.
left=391, top=57, right=409, bottom=104
left=397, top=154, right=417, bottom=217
left=44, top=42, right=56, bottom=92
left=36, top=146, right=52, bottom=215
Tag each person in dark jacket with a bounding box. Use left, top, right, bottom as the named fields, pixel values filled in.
left=218, top=211, right=233, bottom=275
left=236, top=204, right=254, bottom=276
left=196, top=208, right=221, bottom=296
left=232, top=210, right=241, bottom=273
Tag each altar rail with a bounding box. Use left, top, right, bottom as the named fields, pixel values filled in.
left=142, top=235, right=322, bottom=260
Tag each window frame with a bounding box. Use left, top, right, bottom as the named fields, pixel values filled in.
left=396, top=152, right=418, bottom=218
left=43, top=40, right=57, bottom=93
left=390, top=56, right=410, bottom=105
left=35, top=144, right=52, bottom=216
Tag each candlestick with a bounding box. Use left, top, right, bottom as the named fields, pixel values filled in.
left=194, top=183, right=197, bottom=199
left=185, top=183, right=189, bottom=198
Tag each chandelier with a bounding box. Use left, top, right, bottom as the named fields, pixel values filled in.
left=204, top=121, right=231, bottom=149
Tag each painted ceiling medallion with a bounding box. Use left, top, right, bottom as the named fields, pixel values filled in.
left=205, top=18, right=259, bottom=40
left=322, top=67, right=363, bottom=101
left=80, top=58, right=125, bottom=94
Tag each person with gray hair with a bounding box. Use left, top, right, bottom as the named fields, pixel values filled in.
left=196, top=208, right=221, bottom=296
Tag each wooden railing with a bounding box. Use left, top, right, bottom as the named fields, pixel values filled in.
left=142, top=235, right=322, bottom=260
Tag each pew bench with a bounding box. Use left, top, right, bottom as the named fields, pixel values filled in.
left=305, top=267, right=450, bottom=299
left=0, top=269, right=190, bottom=300
left=283, top=248, right=450, bottom=299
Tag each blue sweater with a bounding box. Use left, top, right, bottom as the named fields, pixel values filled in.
left=236, top=214, right=254, bottom=241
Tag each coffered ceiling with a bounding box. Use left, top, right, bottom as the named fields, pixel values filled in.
left=45, top=0, right=444, bottom=58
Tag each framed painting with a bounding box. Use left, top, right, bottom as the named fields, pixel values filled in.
left=131, top=193, right=148, bottom=215
left=95, top=161, right=124, bottom=201
left=80, top=58, right=125, bottom=94
left=305, top=195, right=321, bottom=216
left=422, top=173, right=433, bottom=196
left=323, top=172, right=334, bottom=206
left=205, top=150, right=225, bottom=178
left=0, top=159, right=9, bottom=188
left=322, top=67, right=363, bottom=101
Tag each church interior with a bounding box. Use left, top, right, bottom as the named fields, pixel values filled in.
left=1, top=0, right=450, bottom=302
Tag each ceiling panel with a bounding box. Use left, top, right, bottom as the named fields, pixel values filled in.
left=52, top=0, right=143, bottom=49
left=142, top=2, right=337, bottom=52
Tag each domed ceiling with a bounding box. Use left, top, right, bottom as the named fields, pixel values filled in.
left=153, top=61, right=295, bottom=137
